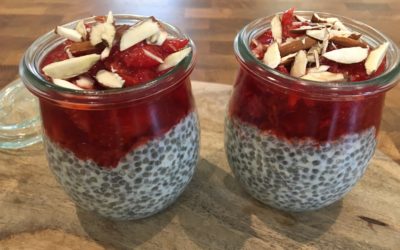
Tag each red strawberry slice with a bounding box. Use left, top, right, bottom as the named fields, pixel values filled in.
left=277, top=65, right=289, bottom=74
left=281, top=7, right=295, bottom=39
left=161, top=39, right=189, bottom=54
left=119, top=69, right=157, bottom=86
left=123, top=43, right=164, bottom=68
left=257, top=30, right=274, bottom=45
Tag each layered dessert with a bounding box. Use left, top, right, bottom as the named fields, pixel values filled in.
left=226, top=8, right=390, bottom=211
left=38, top=12, right=199, bottom=219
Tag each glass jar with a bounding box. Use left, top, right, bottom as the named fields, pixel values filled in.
left=20, top=15, right=199, bottom=220
left=225, top=11, right=400, bottom=212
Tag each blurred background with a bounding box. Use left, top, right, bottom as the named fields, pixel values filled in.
left=0, top=0, right=399, bottom=86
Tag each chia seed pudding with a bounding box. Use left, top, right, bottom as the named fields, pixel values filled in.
left=45, top=112, right=199, bottom=220
left=226, top=8, right=399, bottom=211
left=20, top=12, right=199, bottom=219
left=225, top=117, right=376, bottom=211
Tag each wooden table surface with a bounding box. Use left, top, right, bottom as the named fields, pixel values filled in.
left=0, top=0, right=399, bottom=249
left=0, top=81, right=399, bottom=250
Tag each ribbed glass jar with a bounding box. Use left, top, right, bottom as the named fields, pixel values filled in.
left=20, top=15, right=200, bottom=220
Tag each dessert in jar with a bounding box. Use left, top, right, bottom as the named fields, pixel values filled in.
left=20, top=12, right=199, bottom=220
left=225, top=8, right=400, bottom=211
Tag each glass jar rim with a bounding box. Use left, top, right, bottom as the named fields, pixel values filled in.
left=234, top=10, right=400, bottom=97
left=19, top=14, right=196, bottom=107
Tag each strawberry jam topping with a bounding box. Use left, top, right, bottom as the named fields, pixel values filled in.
left=229, top=70, right=385, bottom=141
left=41, top=37, right=189, bottom=88
left=40, top=77, right=194, bottom=168
left=251, top=8, right=386, bottom=82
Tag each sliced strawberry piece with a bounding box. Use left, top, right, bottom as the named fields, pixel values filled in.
left=161, top=39, right=189, bottom=54
left=41, top=41, right=71, bottom=68
left=119, top=69, right=157, bottom=86
left=122, top=43, right=164, bottom=68
left=257, top=30, right=274, bottom=45
left=87, top=60, right=106, bottom=76
left=277, top=65, right=289, bottom=74
left=281, top=7, right=295, bottom=39
left=281, top=7, right=295, bottom=28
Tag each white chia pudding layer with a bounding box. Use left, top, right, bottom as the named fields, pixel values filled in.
left=44, top=112, right=199, bottom=220
left=225, top=117, right=376, bottom=211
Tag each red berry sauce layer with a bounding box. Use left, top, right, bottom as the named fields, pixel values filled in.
left=39, top=12, right=195, bottom=168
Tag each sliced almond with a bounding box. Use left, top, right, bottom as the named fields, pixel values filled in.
left=75, top=20, right=87, bottom=39
left=306, top=28, right=328, bottom=41
left=280, top=52, right=297, bottom=65
left=115, top=24, right=130, bottom=40
left=333, top=21, right=350, bottom=32
left=279, top=37, right=318, bottom=57
left=321, top=39, right=329, bottom=54
left=311, top=13, right=325, bottom=23
left=76, top=76, right=94, bottom=89
left=106, top=11, right=114, bottom=24
left=295, top=15, right=309, bottom=22
left=147, top=30, right=168, bottom=46
left=314, top=49, right=320, bottom=68
left=326, top=17, right=340, bottom=24
left=311, top=13, right=339, bottom=24
left=55, top=26, right=82, bottom=42
left=100, top=47, right=111, bottom=60
left=263, top=42, right=281, bottom=68
left=307, top=44, right=321, bottom=57
left=301, top=72, right=345, bottom=82
left=43, top=54, right=100, bottom=79
left=348, top=33, right=362, bottom=40
left=69, top=41, right=99, bottom=56
left=330, top=36, right=368, bottom=48
left=251, top=39, right=264, bottom=59
left=323, top=47, right=368, bottom=64
left=307, top=54, right=315, bottom=63
left=143, top=49, right=164, bottom=64
left=147, top=32, right=158, bottom=43
left=284, top=37, right=296, bottom=44
left=65, top=48, right=74, bottom=58
left=271, top=15, right=282, bottom=44
left=90, top=22, right=116, bottom=47
left=120, top=18, right=160, bottom=51
left=365, top=42, right=389, bottom=75
left=158, top=47, right=191, bottom=71
left=307, top=65, right=330, bottom=73
left=53, top=79, right=83, bottom=90
left=328, top=29, right=353, bottom=38
left=251, top=39, right=260, bottom=47
left=290, top=50, right=308, bottom=77
left=95, top=70, right=125, bottom=88
left=290, top=25, right=325, bottom=34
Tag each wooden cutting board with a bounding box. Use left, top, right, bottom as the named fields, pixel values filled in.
left=0, top=81, right=399, bottom=250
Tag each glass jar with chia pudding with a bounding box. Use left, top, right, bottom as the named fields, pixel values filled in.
left=225, top=8, right=400, bottom=211
left=20, top=12, right=199, bottom=220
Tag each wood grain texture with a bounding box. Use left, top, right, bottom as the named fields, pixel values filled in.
left=0, top=81, right=399, bottom=249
